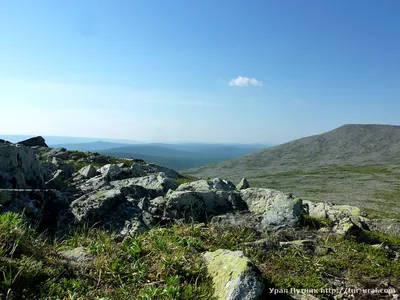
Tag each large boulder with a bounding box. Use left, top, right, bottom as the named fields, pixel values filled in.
left=78, top=165, right=97, bottom=179
left=240, top=188, right=303, bottom=231
left=99, top=164, right=122, bottom=180
left=202, top=249, right=264, bottom=300
left=18, top=136, right=48, bottom=148
left=162, top=188, right=247, bottom=222
left=0, top=143, right=46, bottom=189
left=163, top=191, right=206, bottom=221
left=71, top=189, right=125, bottom=222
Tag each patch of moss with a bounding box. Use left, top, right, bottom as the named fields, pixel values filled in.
left=173, top=176, right=199, bottom=185
left=300, top=215, right=331, bottom=229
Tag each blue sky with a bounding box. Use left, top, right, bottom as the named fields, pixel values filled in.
left=1, top=0, right=399, bottom=144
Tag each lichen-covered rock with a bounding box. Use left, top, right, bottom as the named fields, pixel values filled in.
left=303, top=200, right=362, bottom=221
left=202, top=249, right=264, bottom=300
left=71, top=189, right=125, bottom=222
left=18, top=136, right=48, bottom=148
left=328, top=217, right=371, bottom=243
left=237, top=178, right=250, bottom=190
left=78, top=165, right=98, bottom=179
left=60, top=247, right=94, bottom=269
left=240, top=188, right=303, bottom=231
left=0, top=143, right=46, bottom=189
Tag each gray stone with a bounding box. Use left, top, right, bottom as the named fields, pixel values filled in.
left=60, top=247, right=94, bottom=269
left=164, top=191, right=206, bottom=221
left=45, top=170, right=67, bottom=189
left=240, top=188, right=303, bottom=231
left=163, top=189, right=247, bottom=222
left=78, top=175, right=110, bottom=194
left=51, top=157, right=75, bottom=177
left=78, top=165, right=97, bottom=179
left=99, top=164, right=122, bottom=180
left=44, top=148, right=70, bottom=160
left=119, top=218, right=149, bottom=237
left=303, top=200, right=362, bottom=221
left=111, top=173, right=178, bottom=194
left=71, top=189, right=125, bottom=222
left=0, top=143, right=46, bottom=189
left=130, top=162, right=181, bottom=179
left=202, top=249, right=264, bottom=300
left=41, top=161, right=58, bottom=176
left=364, top=219, right=400, bottom=238
left=237, top=178, right=250, bottom=190
left=176, top=178, right=235, bottom=193
left=18, top=136, right=48, bottom=148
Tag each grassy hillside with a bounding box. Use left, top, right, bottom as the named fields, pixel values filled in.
left=184, top=124, right=400, bottom=218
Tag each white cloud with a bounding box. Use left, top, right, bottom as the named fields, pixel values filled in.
left=229, top=76, right=262, bottom=87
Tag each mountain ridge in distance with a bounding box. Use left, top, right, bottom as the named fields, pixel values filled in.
left=184, top=124, right=400, bottom=179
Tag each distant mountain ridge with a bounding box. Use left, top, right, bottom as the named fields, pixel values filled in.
left=185, top=124, right=400, bottom=179
left=44, top=141, right=272, bottom=170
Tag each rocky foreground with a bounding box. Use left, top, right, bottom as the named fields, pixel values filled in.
left=0, top=136, right=399, bottom=300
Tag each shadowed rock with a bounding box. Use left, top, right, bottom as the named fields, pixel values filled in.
left=18, top=136, right=48, bottom=148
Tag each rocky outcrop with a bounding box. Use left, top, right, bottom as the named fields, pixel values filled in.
left=18, top=136, right=48, bottom=148
left=71, top=189, right=125, bottom=222
left=202, top=249, right=264, bottom=300
left=51, top=157, right=75, bottom=177
left=0, top=189, right=68, bottom=230
left=0, top=143, right=46, bottom=189
left=240, top=188, right=303, bottom=231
